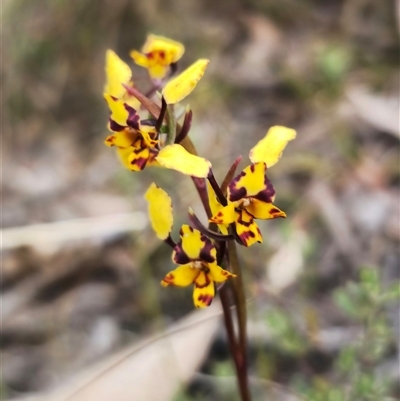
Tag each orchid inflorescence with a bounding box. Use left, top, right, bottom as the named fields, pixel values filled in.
left=103, top=34, right=296, bottom=309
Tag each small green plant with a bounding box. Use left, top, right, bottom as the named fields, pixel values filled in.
left=295, top=267, right=399, bottom=401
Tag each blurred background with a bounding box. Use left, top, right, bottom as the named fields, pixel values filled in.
left=2, top=0, right=400, bottom=400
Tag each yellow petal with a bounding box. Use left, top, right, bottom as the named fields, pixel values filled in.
left=156, top=144, right=211, bottom=178
left=142, top=35, right=185, bottom=64
left=116, top=147, right=134, bottom=170
left=148, top=64, right=169, bottom=80
left=207, top=182, right=229, bottom=235
left=178, top=225, right=206, bottom=261
left=104, top=130, right=137, bottom=148
left=140, top=126, right=158, bottom=147
left=130, top=50, right=149, bottom=68
left=145, top=183, right=174, bottom=240
left=128, top=141, right=154, bottom=171
left=104, top=50, right=132, bottom=99
left=228, top=163, right=267, bottom=201
left=209, top=263, right=236, bottom=283
left=249, top=126, right=296, bottom=167
left=235, top=209, right=263, bottom=247
left=245, top=199, right=286, bottom=220
left=209, top=202, right=236, bottom=225
left=161, top=264, right=198, bottom=287
left=104, top=93, right=128, bottom=127
left=193, top=272, right=214, bottom=308
left=162, top=59, right=209, bottom=104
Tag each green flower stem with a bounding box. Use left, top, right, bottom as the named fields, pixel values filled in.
left=165, top=104, right=176, bottom=145
left=227, top=240, right=250, bottom=401
left=155, top=97, right=167, bottom=133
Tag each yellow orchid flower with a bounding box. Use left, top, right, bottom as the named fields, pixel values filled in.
left=209, top=163, right=285, bottom=247
left=130, top=34, right=185, bottom=80
left=209, top=126, right=295, bottom=246
left=161, top=225, right=235, bottom=308
left=104, top=94, right=212, bottom=176
left=103, top=94, right=159, bottom=171
left=145, top=185, right=235, bottom=308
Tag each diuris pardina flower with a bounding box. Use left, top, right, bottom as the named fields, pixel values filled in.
left=209, top=126, right=296, bottom=247
left=162, top=225, right=236, bottom=308
left=103, top=47, right=211, bottom=177
left=104, top=50, right=156, bottom=170
left=130, top=34, right=185, bottom=80
left=104, top=93, right=159, bottom=171
left=145, top=183, right=235, bottom=308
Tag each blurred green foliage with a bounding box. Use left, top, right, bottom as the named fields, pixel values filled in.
left=294, top=267, right=399, bottom=401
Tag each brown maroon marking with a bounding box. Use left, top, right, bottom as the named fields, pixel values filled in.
left=162, top=273, right=174, bottom=285
left=194, top=273, right=211, bottom=289
left=199, top=237, right=216, bottom=263
left=109, top=119, right=126, bottom=132
left=253, top=176, right=275, bottom=202
left=159, top=50, right=165, bottom=59
left=236, top=210, right=254, bottom=227
left=197, top=294, right=213, bottom=306
left=270, top=208, right=284, bottom=217
left=173, top=244, right=191, bottom=265
left=250, top=164, right=256, bottom=172
left=125, top=105, right=140, bottom=130
left=131, top=157, right=148, bottom=170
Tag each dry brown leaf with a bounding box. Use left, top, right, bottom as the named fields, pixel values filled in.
left=8, top=302, right=222, bottom=401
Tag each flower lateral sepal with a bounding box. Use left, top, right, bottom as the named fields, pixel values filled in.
left=209, top=162, right=286, bottom=247
left=156, top=144, right=212, bottom=178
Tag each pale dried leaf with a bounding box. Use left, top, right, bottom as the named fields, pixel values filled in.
left=2, top=213, right=147, bottom=254
left=8, top=302, right=221, bottom=401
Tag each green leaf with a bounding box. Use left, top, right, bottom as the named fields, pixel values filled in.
left=333, top=289, right=359, bottom=317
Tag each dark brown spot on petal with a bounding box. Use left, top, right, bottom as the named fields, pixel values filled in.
left=130, top=157, right=148, bottom=170
left=197, top=294, right=213, bottom=306
left=162, top=273, right=174, bottom=285
left=109, top=119, right=126, bottom=132
left=173, top=244, right=191, bottom=265
left=252, top=176, right=276, bottom=203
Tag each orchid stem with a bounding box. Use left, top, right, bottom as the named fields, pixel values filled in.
left=165, top=104, right=176, bottom=145
left=227, top=240, right=250, bottom=401
left=185, top=138, right=251, bottom=401
left=191, top=177, right=212, bottom=219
